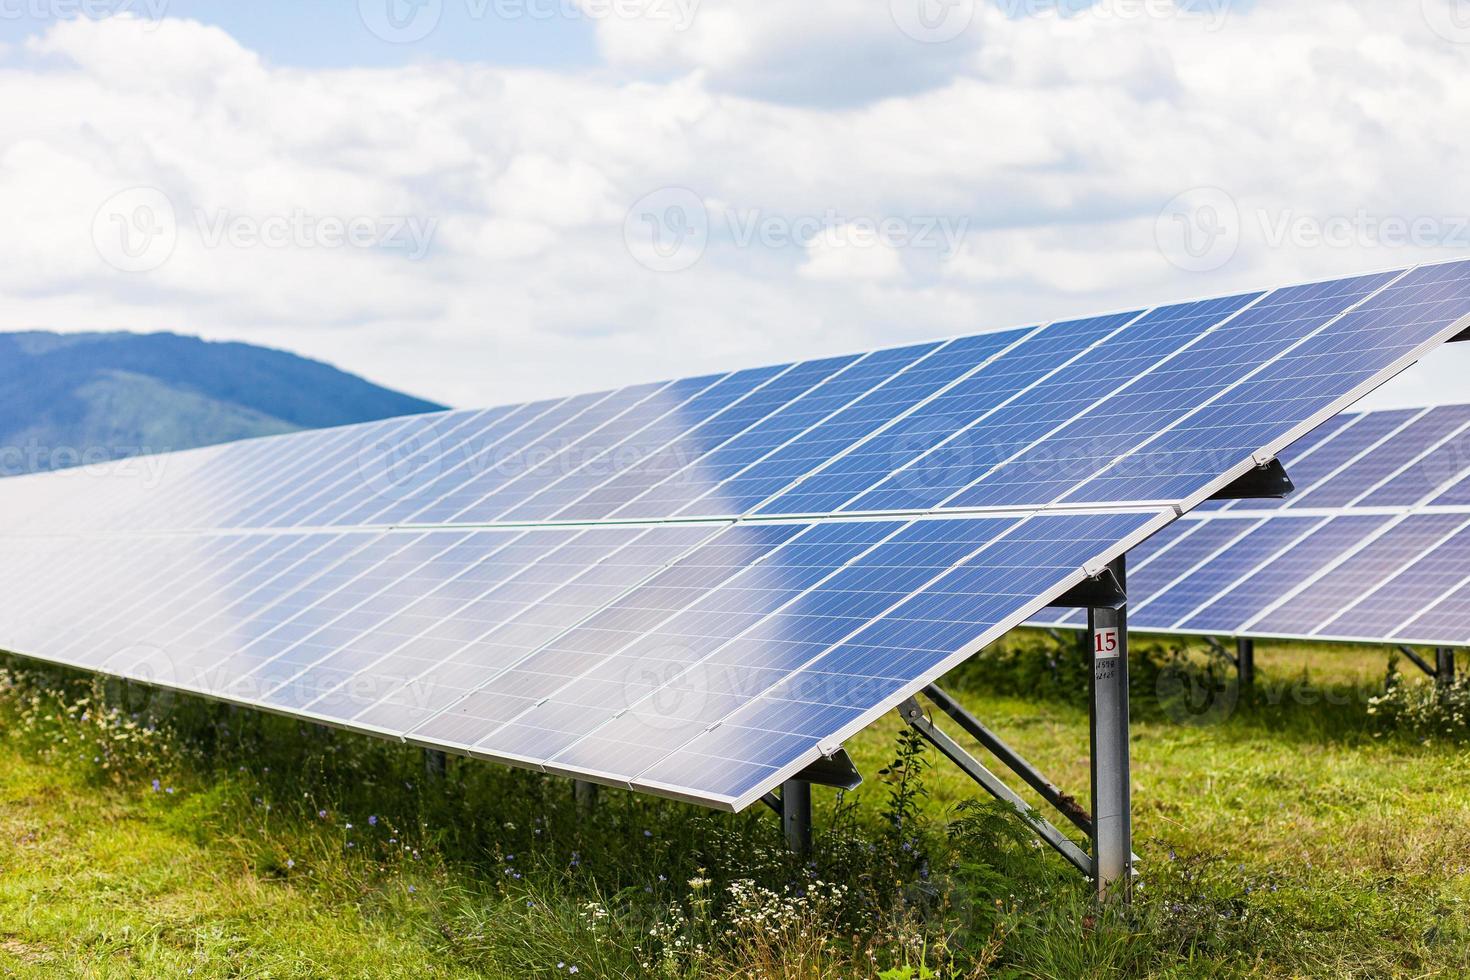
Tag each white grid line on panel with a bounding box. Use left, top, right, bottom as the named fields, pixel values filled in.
left=314, top=523, right=727, bottom=722
left=443, top=379, right=688, bottom=524
left=734, top=321, right=1054, bottom=515
left=833, top=308, right=1159, bottom=515
left=397, top=518, right=914, bottom=753
left=1057, top=267, right=1420, bottom=509
left=1281, top=407, right=1431, bottom=509
left=614, top=511, right=1091, bottom=791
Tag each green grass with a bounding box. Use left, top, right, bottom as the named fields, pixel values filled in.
left=0, top=634, right=1467, bottom=978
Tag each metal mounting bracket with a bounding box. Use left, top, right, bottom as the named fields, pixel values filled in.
left=1211, top=458, right=1294, bottom=501
left=1048, top=568, right=1126, bottom=610
left=897, top=695, right=1094, bottom=876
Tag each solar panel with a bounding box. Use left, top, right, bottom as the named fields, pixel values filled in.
left=4, top=259, right=1470, bottom=810
left=1031, top=401, right=1470, bottom=647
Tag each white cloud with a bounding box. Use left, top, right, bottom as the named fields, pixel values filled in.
left=0, top=6, right=1467, bottom=409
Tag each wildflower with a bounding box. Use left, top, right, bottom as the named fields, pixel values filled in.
left=286, top=858, right=295, bottom=869
left=165, top=787, right=175, bottom=795
left=318, top=810, right=328, bottom=819
left=368, top=815, right=378, bottom=826
left=408, top=885, right=416, bottom=894
left=151, top=779, right=160, bottom=792
left=643, top=830, right=652, bottom=838
left=346, top=823, right=354, bottom=830
left=569, top=968, right=578, bottom=975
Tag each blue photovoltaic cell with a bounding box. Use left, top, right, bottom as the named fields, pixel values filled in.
left=495, top=372, right=740, bottom=523
left=1032, top=401, right=1470, bottom=644
left=748, top=330, right=1033, bottom=516
left=420, top=520, right=905, bottom=758
left=1124, top=518, right=1263, bottom=623
left=1395, top=525, right=1470, bottom=643
left=671, top=342, right=945, bottom=518
left=840, top=312, right=1140, bottom=513
left=1128, top=514, right=1317, bottom=628
left=545, top=517, right=1019, bottom=780
left=1074, top=263, right=1470, bottom=504
left=589, top=356, right=858, bottom=521
left=1242, top=412, right=1401, bottom=511
left=634, top=511, right=1162, bottom=801
left=1319, top=519, right=1470, bottom=639
left=396, top=392, right=616, bottom=525
left=1283, top=408, right=1429, bottom=508
left=1248, top=514, right=1468, bottom=638
left=1358, top=409, right=1470, bottom=506
left=444, top=381, right=679, bottom=523
left=1174, top=516, right=1370, bottom=633
left=947, top=293, right=1266, bottom=508
left=4, top=262, right=1470, bottom=810
left=1205, top=411, right=1361, bottom=513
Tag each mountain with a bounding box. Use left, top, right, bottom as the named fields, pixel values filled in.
left=0, top=331, right=445, bottom=476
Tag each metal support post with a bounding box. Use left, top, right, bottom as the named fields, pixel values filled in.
left=1436, top=648, right=1457, bottom=689
left=1398, top=645, right=1437, bottom=679
left=899, top=698, right=1093, bottom=876
left=1237, top=637, right=1256, bottom=691
left=1089, top=555, right=1132, bottom=902
left=573, top=779, right=599, bottom=811
left=921, top=684, right=1091, bottom=834
left=423, top=748, right=447, bottom=781
left=781, top=780, right=812, bottom=856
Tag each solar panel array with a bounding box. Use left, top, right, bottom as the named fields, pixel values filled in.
left=1031, top=400, right=1470, bottom=647
left=2, top=259, right=1470, bottom=810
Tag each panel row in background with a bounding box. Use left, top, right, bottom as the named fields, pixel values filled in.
left=6, top=261, right=1470, bottom=534
left=0, top=509, right=1167, bottom=810
left=1032, top=404, right=1470, bottom=645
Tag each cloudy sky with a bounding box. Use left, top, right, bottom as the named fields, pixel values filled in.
left=3, top=0, right=1470, bottom=409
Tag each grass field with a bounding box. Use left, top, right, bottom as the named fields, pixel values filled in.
left=0, top=633, right=1467, bottom=978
